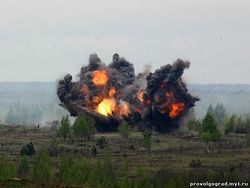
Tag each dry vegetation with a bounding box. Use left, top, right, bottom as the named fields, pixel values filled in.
left=0, top=124, right=250, bottom=187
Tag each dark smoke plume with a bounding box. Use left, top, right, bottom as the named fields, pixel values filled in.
left=57, top=53, right=199, bottom=132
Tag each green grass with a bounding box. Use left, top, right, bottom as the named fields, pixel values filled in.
left=0, top=124, right=250, bottom=187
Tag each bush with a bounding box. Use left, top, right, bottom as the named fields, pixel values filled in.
left=20, top=142, right=35, bottom=156
left=0, top=156, right=16, bottom=183
left=58, top=156, right=73, bottom=186
left=59, top=156, right=91, bottom=187
left=189, top=159, right=202, bottom=168
left=89, top=156, right=115, bottom=187
left=96, top=136, right=107, bottom=149
left=18, top=156, right=29, bottom=178
left=32, top=150, right=51, bottom=184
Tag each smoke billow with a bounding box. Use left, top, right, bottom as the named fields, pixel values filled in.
left=57, top=53, right=199, bottom=132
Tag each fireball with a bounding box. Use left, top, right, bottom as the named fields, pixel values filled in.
left=92, top=70, right=109, bottom=87
left=169, top=103, right=184, bottom=118
left=96, top=98, right=116, bottom=116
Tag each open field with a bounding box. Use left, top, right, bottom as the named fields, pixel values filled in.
left=0, top=124, right=250, bottom=187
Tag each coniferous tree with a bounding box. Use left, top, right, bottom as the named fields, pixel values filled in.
left=200, top=113, right=221, bottom=142
left=58, top=115, right=71, bottom=141
left=73, top=113, right=95, bottom=141
left=225, top=115, right=236, bottom=135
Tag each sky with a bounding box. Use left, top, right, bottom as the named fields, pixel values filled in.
left=0, top=0, right=249, bottom=84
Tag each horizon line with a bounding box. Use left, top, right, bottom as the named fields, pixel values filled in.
left=0, top=81, right=249, bottom=85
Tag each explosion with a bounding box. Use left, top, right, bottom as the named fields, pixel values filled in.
left=97, top=98, right=116, bottom=116
left=57, top=53, right=199, bottom=132
left=92, top=70, right=109, bottom=87
left=169, top=103, right=185, bottom=119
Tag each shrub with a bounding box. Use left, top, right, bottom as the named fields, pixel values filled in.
left=189, top=159, right=202, bottom=168
left=59, top=156, right=91, bottom=187
left=89, top=156, right=115, bottom=187
left=18, top=156, right=29, bottom=178
left=143, top=130, right=152, bottom=156
left=187, top=119, right=202, bottom=133
left=0, top=156, right=16, bottom=183
left=20, top=142, right=35, bottom=156
left=32, top=150, right=51, bottom=184
left=58, top=156, right=73, bottom=186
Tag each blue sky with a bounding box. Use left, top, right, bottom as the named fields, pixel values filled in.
left=0, top=0, right=249, bottom=83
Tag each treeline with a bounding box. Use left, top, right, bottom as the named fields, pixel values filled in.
left=1, top=151, right=248, bottom=188
left=4, top=103, right=67, bottom=125
left=187, top=103, right=250, bottom=142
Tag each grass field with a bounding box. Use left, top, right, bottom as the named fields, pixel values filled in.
left=0, top=124, right=250, bottom=187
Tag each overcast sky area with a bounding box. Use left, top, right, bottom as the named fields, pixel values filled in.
left=0, top=0, right=249, bottom=84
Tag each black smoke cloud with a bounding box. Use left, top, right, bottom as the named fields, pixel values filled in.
left=57, top=53, right=199, bottom=132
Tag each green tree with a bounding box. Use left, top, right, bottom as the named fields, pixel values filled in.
left=214, top=103, right=226, bottom=126
left=200, top=113, right=221, bottom=142
left=207, top=105, right=214, bottom=116
left=58, top=115, right=71, bottom=141
left=143, top=130, right=152, bottom=156
left=225, top=115, right=236, bottom=135
left=73, top=113, right=96, bottom=141
left=118, top=122, right=131, bottom=158
left=32, top=150, right=51, bottom=185
left=18, top=156, right=29, bottom=178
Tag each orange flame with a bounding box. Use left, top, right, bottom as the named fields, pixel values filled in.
left=169, top=103, right=184, bottom=118
left=117, top=102, right=131, bottom=117
left=96, top=98, right=116, bottom=116
left=109, top=88, right=116, bottom=98
left=137, top=89, right=145, bottom=102
left=92, top=70, right=109, bottom=87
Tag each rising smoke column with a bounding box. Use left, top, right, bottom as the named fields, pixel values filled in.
left=57, top=53, right=199, bottom=132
